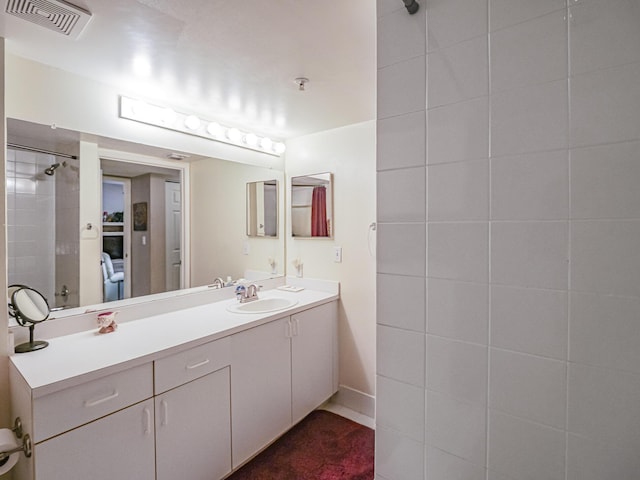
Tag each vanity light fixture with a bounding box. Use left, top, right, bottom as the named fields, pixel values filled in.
left=119, top=96, right=286, bottom=156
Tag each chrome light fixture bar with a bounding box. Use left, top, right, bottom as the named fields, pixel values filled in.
left=119, top=96, right=286, bottom=157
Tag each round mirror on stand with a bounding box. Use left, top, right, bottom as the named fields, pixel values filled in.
left=9, top=285, right=51, bottom=353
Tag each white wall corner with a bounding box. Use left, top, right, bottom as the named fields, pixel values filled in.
left=332, top=384, right=375, bottom=419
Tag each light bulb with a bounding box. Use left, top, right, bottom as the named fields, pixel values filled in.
left=160, top=108, right=176, bottom=125
left=260, top=137, right=273, bottom=151
left=184, top=115, right=201, bottom=130
left=207, top=122, right=223, bottom=137
left=244, top=133, right=258, bottom=146
left=273, top=142, right=286, bottom=155
left=227, top=128, right=242, bottom=142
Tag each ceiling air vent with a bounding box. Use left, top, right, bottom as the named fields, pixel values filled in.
left=5, top=0, right=92, bottom=39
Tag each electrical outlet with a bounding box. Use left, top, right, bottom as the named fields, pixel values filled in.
left=242, top=241, right=250, bottom=255
left=333, top=246, right=342, bottom=263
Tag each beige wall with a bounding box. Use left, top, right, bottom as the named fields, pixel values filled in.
left=285, top=121, right=376, bottom=396
left=131, top=174, right=168, bottom=296
left=190, top=158, right=285, bottom=285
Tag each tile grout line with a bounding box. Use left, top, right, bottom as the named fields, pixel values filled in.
left=565, top=2, right=572, bottom=480
left=486, top=0, right=493, bottom=477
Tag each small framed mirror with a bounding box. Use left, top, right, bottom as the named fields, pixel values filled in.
left=9, top=285, right=51, bottom=353
left=246, top=179, right=279, bottom=237
left=291, top=172, right=333, bottom=238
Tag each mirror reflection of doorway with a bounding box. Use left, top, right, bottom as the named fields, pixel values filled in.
left=101, top=158, right=183, bottom=300
left=165, top=181, right=181, bottom=292
left=101, top=176, right=130, bottom=302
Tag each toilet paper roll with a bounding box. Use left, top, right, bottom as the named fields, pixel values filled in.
left=0, top=428, right=20, bottom=475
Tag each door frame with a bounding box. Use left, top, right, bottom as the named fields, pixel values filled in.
left=102, top=175, right=132, bottom=299
left=98, top=148, right=191, bottom=291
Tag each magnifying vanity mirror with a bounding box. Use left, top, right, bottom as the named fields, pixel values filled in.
left=291, top=173, right=333, bottom=238
left=246, top=180, right=278, bottom=238
left=9, top=285, right=50, bottom=353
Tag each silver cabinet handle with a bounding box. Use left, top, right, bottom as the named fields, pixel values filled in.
left=160, top=399, right=169, bottom=426
left=186, top=359, right=210, bottom=370
left=84, top=391, right=119, bottom=407
left=292, top=318, right=300, bottom=337
left=143, top=407, right=151, bottom=435
left=286, top=320, right=292, bottom=338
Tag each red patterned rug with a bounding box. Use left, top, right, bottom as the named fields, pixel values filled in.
left=226, top=409, right=375, bottom=480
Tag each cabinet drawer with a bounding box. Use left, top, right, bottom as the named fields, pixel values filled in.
left=33, top=363, right=153, bottom=442
left=154, top=337, right=231, bottom=394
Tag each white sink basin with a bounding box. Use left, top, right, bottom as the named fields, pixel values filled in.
left=227, top=297, right=298, bottom=314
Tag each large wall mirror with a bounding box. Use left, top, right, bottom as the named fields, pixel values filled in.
left=246, top=180, right=278, bottom=238
left=7, top=118, right=285, bottom=314
left=291, top=172, right=333, bottom=238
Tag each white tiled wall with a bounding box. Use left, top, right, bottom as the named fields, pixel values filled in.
left=6, top=149, right=80, bottom=308
left=7, top=149, right=56, bottom=301
left=376, top=0, right=640, bottom=478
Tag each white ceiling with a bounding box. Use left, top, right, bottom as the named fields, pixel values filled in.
left=0, top=0, right=377, bottom=141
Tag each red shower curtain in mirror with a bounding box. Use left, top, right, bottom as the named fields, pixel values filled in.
left=311, top=186, right=328, bottom=237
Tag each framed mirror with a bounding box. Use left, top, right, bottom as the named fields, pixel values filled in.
left=291, top=173, right=333, bottom=238
left=246, top=180, right=278, bottom=238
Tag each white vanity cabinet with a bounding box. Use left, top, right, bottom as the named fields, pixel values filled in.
left=230, top=316, right=292, bottom=468
left=35, top=399, right=156, bottom=480
left=10, top=292, right=338, bottom=480
left=28, top=363, right=155, bottom=480
left=154, top=338, right=232, bottom=480
left=291, top=301, right=338, bottom=424
left=230, top=301, right=338, bottom=468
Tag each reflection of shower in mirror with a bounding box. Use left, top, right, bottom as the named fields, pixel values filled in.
left=44, top=161, right=67, bottom=176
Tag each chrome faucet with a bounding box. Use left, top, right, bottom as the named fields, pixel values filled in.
left=210, top=277, right=224, bottom=289
left=238, top=283, right=260, bottom=303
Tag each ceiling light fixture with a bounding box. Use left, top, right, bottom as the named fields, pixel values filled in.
left=119, top=96, right=286, bottom=156
left=295, top=77, right=309, bottom=91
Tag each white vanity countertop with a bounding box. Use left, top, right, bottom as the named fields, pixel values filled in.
left=10, top=288, right=338, bottom=398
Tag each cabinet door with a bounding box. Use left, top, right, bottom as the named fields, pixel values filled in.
left=155, top=367, right=231, bottom=480
left=35, top=399, right=155, bottom=480
left=291, top=301, right=338, bottom=424
left=230, top=317, right=292, bottom=468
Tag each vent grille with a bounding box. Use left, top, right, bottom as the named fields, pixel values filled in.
left=6, top=0, right=92, bottom=39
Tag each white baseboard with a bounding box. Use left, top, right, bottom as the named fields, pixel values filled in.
left=332, top=385, right=375, bottom=419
